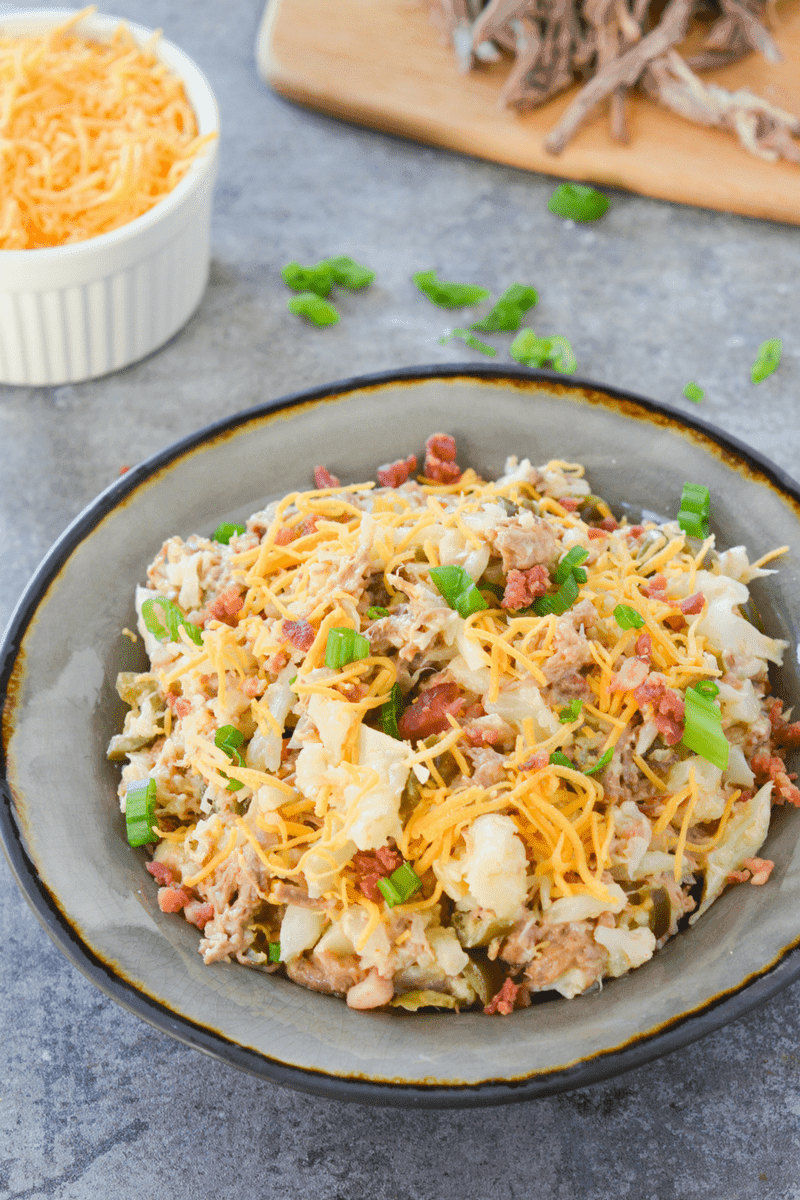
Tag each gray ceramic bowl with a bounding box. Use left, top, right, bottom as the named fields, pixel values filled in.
left=2, top=365, right=800, bottom=1107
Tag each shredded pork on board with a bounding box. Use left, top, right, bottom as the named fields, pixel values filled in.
left=108, top=435, right=796, bottom=1014
left=424, top=0, right=800, bottom=163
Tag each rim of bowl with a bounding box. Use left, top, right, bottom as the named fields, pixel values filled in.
left=0, top=7, right=220, bottom=260
left=3, top=362, right=800, bottom=1108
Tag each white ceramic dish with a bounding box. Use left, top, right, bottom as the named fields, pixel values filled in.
left=0, top=8, right=219, bottom=386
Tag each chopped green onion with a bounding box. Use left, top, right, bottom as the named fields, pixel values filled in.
left=377, top=861, right=422, bottom=907
left=324, top=627, right=370, bottom=669
left=323, top=255, right=375, bottom=290
left=367, top=606, right=389, bottom=619
left=510, top=328, right=576, bottom=374
left=751, top=338, right=781, bottom=384
left=678, top=482, right=710, bottom=540
left=531, top=571, right=580, bottom=616
left=268, top=941, right=281, bottom=963
left=470, top=284, right=538, bottom=332
left=413, top=269, right=490, bottom=308
left=381, top=683, right=404, bottom=740
left=559, top=698, right=583, bottom=723
left=550, top=750, right=575, bottom=768
left=222, top=774, right=245, bottom=793
left=281, top=261, right=334, bottom=298
left=212, top=522, right=245, bottom=544
left=287, top=292, right=339, bottom=326
left=584, top=747, right=613, bottom=775
left=289, top=675, right=297, bottom=685
left=554, top=547, right=589, bottom=585
left=548, top=183, right=609, bottom=222
left=216, top=723, right=246, bottom=792
left=682, top=684, right=729, bottom=770
left=683, top=382, right=704, bottom=403
left=429, top=564, right=489, bottom=619
left=125, top=777, right=157, bottom=846
left=439, top=328, right=497, bottom=356
left=613, top=603, right=645, bottom=630
left=141, top=596, right=203, bottom=646
left=694, top=679, right=720, bottom=700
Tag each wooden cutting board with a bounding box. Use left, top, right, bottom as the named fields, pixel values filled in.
left=258, top=0, right=800, bottom=225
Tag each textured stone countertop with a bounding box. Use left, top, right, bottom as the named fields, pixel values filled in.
left=2, top=1, right=800, bottom=1196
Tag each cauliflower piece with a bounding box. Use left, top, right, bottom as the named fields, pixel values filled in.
left=435, top=814, right=528, bottom=920
left=279, top=906, right=326, bottom=962
left=594, top=926, right=657, bottom=977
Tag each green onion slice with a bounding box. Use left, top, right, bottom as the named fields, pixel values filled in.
left=549, top=750, right=575, bottom=769
left=681, top=684, right=729, bottom=770
left=549, top=747, right=612, bottom=775
left=751, top=338, right=782, bottom=384
left=323, top=255, right=375, bottom=290
left=377, top=861, right=422, bottom=907
left=212, top=522, right=245, bottom=544
left=510, top=329, right=577, bottom=374
left=367, top=606, right=389, bottom=619
left=287, top=292, right=339, bottom=326
left=678, top=482, right=710, bottom=540
left=381, top=683, right=404, bottom=740
left=613, top=603, right=645, bottom=630
left=125, top=777, right=157, bottom=846
left=222, top=773, right=245, bottom=792
left=429, top=564, right=489, bottom=619
left=413, top=269, right=490, bottom=308
left=324, top=627, right=370, bottom=669
left=554, top=547, right=589, bottom=585
left=440, top=328, right=497, bottom=356
left=531, top=571, right=580, bottom=617
left=584, top=747, right=613, bottom=776
left=559, top=698, right=583, bottom=723
left=694, top=679, right=720, bottom=700
left=683, top=382, right=704, bottom=403
left=268, top=941, right=281, bottom=963
left=215, top=725, right=245, bottom=765
left=141, top=596, right=203, bottom=646
left=470, top=284, right=538, bottom=333
left=281, top=261, right=334, bottom=298
left=547, top=183, right=609, bottom=222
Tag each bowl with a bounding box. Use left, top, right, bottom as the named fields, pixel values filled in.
left=0, top=8, right=219, bottom=386
left=2, top=365, right=800, bottom=1107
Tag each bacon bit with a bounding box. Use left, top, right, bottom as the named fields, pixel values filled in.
left=268, top=650, right=290, bottom=674
left=424, top=432, right=461, bottom=484
left=768, top=700, right=800, bottom=749
left=743, top=857, right=774, bottom=885
left=119, top=465, right=130, bottom=475
left=663, top=613, right=687, bottom=632
left=465, top=726, right=500, bottom=747
left=520, top=751, right=549, bottom=772
left=300, top=516, right=319, bottom=537
left=283, top=618, right=315, bottom=652
left=559, top=496, right=580, bottom=512
left=184, top=900, right=214, bottom=929
left=353, top=846, right=404, bottom=902
left=727, top=869, right=751, bottom=884
left=165, top=691, right=191, bottom=719
left=635, top=632, right=653, bottom=659
left=634, top=678, right=685, bottom=745
left=146, top=860, right=174, bottom=886
left=501, top=564, right=550, bottom=610
left=751, top=751, right=800, bottom=807
left=462, top=702, right=486, bottom=720
left=628, top=525, right=645, bottom=538
left=680, top=592, right=705, bottom=615
left=242, top=676, right=266, bottom=698
left=313, top=465, right=340, bottom=489
left=599, top=516, right=618, bottom=532
left=157, top=886, right=193, bottom=913
left=484, top=977, right=519, bottom=1016
left=274, top=526, right=295, bottom=546
left=397, top=681, right=464, bottom=741
left=377, top=454, right=417, bottom=488
left=642, top=574, right=667, bottom=599
left=206, top=587, right=244, bottom=626
left=587, top=528, right=606, bottom=540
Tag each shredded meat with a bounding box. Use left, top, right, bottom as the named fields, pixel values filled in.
left=287, top=950, right=367, bottom=997
left=313, top=465, right=340, bottom=489
left=502, top=565, right=549, bottom=610
left=424, top=433, right=461, bottom=483
left=283, top=618, right=316, bottom=652
left=491, top=514, right=559, bottom=573
left=377, top=454, right=417, bottom=488
left=398, top=681, right=464, bottom=740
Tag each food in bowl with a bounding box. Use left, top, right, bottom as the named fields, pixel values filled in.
left=108, top=433, right=797, bottom=1015
left=0, top=7, right=215, bottom=249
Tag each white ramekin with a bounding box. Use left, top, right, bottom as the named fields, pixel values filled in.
left=0, top=9, right=219, bottom=386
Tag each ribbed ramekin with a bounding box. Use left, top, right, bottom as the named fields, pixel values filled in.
left=0, top=9, right=219, bottom=387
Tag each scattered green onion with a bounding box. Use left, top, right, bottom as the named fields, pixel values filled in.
left=381, top=682, right=404, bottom=740
left=212, top=522, right=245, bottom=544
left=531, top=570, right=580, bottom=616
left=367, top=606, right=389, bottom=619
left=324, top=255, right=375, bottom=290
left=470, top=284, right=538, bottom=333
left=287, top=292, right=339, bottom=326
left=141, top=596, right=203, bottom=646
left=682, top=683, right=729, bottom=770
left=510, top=328, right=576, bottom=373
left=584, top=747, right=613, bottom=776
left=678, top=481, right=710, bottom=540
left=289, top=674, right=298, bottom=685
left=429, top=564, right=489, bottom=619
left=549, top=747, right=612, bottom=775
left=125, top=777, right=157, bottom=846
left=683, top=382, right=704, bottom=403
left=439, top=328, right=497, bottom=356
left=282, top=261, right=335, bottom=297
left=751, top=338, right=782, bottom=383
left=559, top=698, right=583, bottom=723
left=268, top=941, right=281, bottom=963
left=324, top=627, right=370, bottom=669
left=694, top=679, right=720, bottom=700
left=377, top=861, right=422, bottom=907
left=548, top=183, right=609, bottom=222
left=413, top=269, right=490, bottom=308
left=550, top=750, right=576, bottom=768
left=215, top=726, right=246, bottom=792
left=554, top=547, right=589, bottom=585
left=613, top=604, right=645, bottom=630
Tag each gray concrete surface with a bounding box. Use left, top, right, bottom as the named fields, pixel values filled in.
left=2, top=0, right=800, bottom=1195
